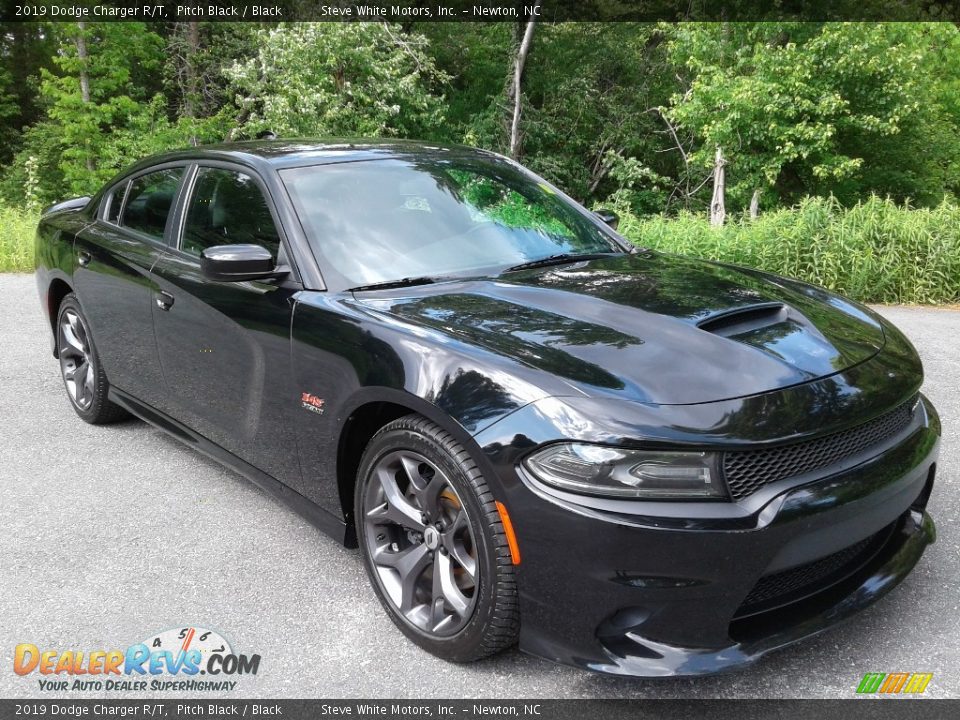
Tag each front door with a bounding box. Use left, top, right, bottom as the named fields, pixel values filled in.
left=150, top=164, right=302, bottom=484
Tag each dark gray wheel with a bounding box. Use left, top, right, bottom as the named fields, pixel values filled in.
left=355, top=415, right=519, bottom=661
left=362, top=448, right=478, bottom=635
left=56, top=294, right=129, bottom=424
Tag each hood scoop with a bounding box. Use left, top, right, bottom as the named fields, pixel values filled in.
left=697, top=302, right=788, bottom=338
left=697, top=301, right=855, bottom=378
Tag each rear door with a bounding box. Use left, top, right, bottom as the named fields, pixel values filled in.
left=150, top=163, right=303, bottom=484
left=73, top=165, right=186, bottom=407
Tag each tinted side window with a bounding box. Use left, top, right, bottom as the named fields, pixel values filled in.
left=122, top=168, right=184, bottom=241
left=182, top=168, right=280, bottom=258
left=106, top=181, right=129, bottom=224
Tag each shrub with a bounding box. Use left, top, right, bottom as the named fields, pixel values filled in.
left=615, top=196, right=960, bottom=305
left=0, top=205, right=38, bottom=272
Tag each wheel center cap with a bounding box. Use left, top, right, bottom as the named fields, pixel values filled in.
left=423, top=526, right=440, bottom=550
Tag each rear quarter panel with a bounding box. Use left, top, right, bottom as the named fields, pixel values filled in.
left=34, top=210, right=86, bottom=348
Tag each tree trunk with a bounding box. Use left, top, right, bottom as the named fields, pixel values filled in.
left=509, top=1, right=540, bottom=159
left=184, top=21, right=200, bottom=118
left=749, top=188, right=761, bottom=219
left=74, top=22, right=95, bottom=173
left=183, top=19, right=201, bottom=146
left=710, top=146, right=726, bottom=226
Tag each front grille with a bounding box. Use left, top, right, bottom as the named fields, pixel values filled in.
left=736, top=524, right=894, bottom=616
left=723, top=398, right=916, bottom=500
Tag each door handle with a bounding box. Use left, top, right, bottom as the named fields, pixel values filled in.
left=155, top=291, right=175, bottom=311
left=78, top=251, right=91, bottom=267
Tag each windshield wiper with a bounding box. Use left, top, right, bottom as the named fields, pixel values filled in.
left=505, top=252, right=616, bottom=273
left=347, top=276, right=438, bottom=293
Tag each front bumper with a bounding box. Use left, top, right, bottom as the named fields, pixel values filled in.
left=478, top=395, right=940, bottom=677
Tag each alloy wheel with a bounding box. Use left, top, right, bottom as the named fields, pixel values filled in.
left=59, top=309, right=96, bottom=411
left=361, top=449, right=479, bottom=636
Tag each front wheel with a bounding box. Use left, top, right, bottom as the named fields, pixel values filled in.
left=56, top=293, right=129, bottom=425
left=355, top=415, right=519, bottom=661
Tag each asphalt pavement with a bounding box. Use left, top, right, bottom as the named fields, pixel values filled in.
left=0, top=273, right=957, bottom=699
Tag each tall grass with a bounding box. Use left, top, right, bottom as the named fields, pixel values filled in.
left=616, top=196, right=960, bottom=305
left=0, top=205, right=38, bottom=272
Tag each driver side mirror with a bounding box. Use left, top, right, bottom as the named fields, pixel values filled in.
left=594, top=209, right=619, bottom=231
left=201, top=244, right=288, bottom=282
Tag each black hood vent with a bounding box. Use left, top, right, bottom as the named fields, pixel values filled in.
left=697, top=302, right=787, bottom=338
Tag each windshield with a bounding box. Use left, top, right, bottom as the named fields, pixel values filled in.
left=279, top=155, right=622, bottom=288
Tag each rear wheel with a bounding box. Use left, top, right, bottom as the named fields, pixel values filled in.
left=355, top=414, right=519, bottom=661
left=56, top=294, right=129, bottom=425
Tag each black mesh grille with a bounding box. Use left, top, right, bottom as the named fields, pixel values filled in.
left=737, top=524, right=893, bottom=615
left=723, top=399, right=916, bottom=500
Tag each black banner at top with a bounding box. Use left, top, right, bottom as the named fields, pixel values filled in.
left=2, top=0, right=959, bottom=23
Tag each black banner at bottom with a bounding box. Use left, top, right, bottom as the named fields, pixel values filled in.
left=1, top=700, right=959, bottom=720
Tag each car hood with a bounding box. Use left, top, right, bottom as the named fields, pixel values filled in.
left=352, top=252, right=886, bottom=405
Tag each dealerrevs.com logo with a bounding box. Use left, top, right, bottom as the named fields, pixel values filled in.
left=14, top=627, right=260, bottom=692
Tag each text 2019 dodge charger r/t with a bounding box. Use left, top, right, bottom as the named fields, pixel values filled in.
left=35, top=140, right=938, bottom=676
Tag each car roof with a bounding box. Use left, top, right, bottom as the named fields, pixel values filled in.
left=133, top=138, right=503, bottom=174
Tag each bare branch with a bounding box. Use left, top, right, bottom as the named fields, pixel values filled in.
left=509, top=1, right=541, bottom=159
left=380, top=22, right=425, bottom=75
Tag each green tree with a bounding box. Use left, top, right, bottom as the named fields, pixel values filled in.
left=37, top=22, right=167, bottom=195
left=224, top=23, right=448, bottom=139
left=0, top=66, right=16, bottom=139
left=446, top=23, right=678, bottom=209
left=0, top=21, right=56, bottom=167
left=663, top=22, right=960, bottom=211
left=164, top=21, right=259, bottom=124
left=2, top=21, right=230, bottom=204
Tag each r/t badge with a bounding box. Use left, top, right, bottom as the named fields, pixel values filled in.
left=301, top=392, right=325, bottom=415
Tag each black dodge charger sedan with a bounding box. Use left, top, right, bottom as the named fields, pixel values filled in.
left=34, top=140, right=939, bottom=676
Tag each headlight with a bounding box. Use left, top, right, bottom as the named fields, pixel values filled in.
left=523, top=443, right=727, bottom=500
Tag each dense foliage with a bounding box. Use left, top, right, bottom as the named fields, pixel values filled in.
left=663, top=23, right=960, bottom=210
left=617, top=196, right=960, bottom=304
left=225, top=23, right=448, bottom=139
left=2, top=21, right=958, bottom=212
left=1, top=20, right=958, bottom=303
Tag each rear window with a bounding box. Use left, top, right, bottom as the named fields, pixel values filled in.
left=105, top=181, right=129, bottom=225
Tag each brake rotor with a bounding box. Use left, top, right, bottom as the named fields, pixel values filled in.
left=439, top=488, right=476, bottom=586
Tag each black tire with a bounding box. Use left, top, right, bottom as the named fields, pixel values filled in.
left=355, top=414, right=519, bottom=661
left=56, top=293, right=129, bottom=425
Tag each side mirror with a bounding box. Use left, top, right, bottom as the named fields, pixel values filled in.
left=201, top=244, right=287, bottom=282
left=594, top=209, right=619, bottom=231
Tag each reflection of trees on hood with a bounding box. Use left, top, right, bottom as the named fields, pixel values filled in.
left=393, top=293, right=638, bottom=390
left=427, top=370, right=519, bottom=432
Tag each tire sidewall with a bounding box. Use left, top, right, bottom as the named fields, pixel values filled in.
left=355, top=423, right=504, bottom=661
